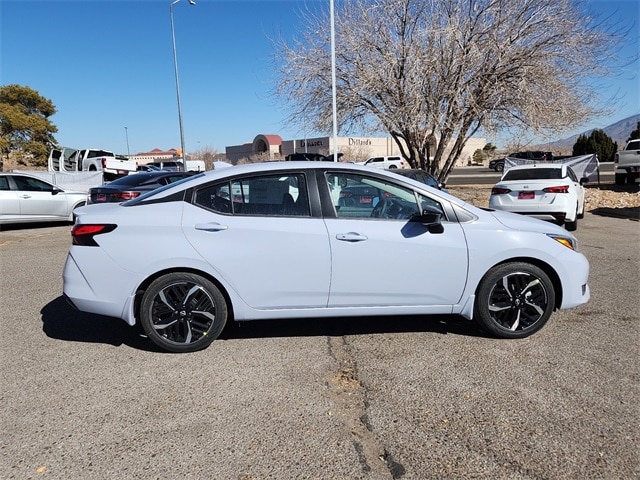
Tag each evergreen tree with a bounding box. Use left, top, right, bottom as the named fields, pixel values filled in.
left=627, top=121, right=639, bottom=141
left=572, top=129, right=617, bottom=162
left=0, top=84, right=58, bottom=167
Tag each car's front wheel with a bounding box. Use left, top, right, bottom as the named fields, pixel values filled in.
left=474, top=263, right=555, bottom=339
left=140, top=273, right=228, bottom=353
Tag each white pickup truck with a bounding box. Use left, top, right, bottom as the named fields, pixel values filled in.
left=614, top=139, right=640, bottom=185
left=48, top=147, right=138, bottom=181
left=357, top=156, right=409, bottom=169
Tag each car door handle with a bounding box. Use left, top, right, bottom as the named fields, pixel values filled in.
left=195, top=223, right=228, bottom=232
left=19, top=194, right=31, bottom=199
left=336, top=232, right=368, bottom=242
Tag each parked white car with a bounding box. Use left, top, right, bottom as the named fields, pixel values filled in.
left=489, top=164, right=587, bottom=231
left=64, top=162, right=590, bottom=352
left=0, top=173, right=87, bottom=225
left=357, top=156, right=409, bottom=169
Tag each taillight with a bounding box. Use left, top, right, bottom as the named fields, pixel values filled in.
left=491, top=187, right=511, bottom=195
left=339, top=191, right=352, bottom=198
left=543, top=185, right=569, bottom=193
left=101, top=157, right=107, bottom=168
left=72, top=224, right=117, bottom=246
left=112, top=191, right=141, bottom=200
left=614, top=153, right=619, bottom=164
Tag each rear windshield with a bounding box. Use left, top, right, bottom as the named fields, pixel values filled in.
left=87, top=150, right=114, bottom=158
left=124, top=173, right=205, bottom=205
left=503, top=168, right=563, bottom=180
left=107, top=173, right=161, bottom=186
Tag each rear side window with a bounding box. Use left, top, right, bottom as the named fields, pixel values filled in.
left=194, top=173, right=310, bottom=217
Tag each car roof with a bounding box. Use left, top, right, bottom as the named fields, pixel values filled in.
left=128, top=161, right=466, bottom=207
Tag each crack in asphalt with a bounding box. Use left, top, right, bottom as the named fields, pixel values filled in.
left=326, top=336, right=406, bottom=479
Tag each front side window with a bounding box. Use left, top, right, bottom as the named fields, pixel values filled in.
left=324, top=172, right=443, bottom=220
left=194, top=173, right=310, bottom=217
left=12, top=176, right=54, bottom=192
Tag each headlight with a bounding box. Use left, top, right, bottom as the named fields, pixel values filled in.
left=547, top=234, right=578, bottom=251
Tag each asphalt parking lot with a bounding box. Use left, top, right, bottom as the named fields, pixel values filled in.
left=0, top=212, right=638, bottom=479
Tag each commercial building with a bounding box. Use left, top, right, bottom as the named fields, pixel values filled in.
left=128, top=148, right=181, bottom=164
left=225, top=134, right=486, bottom=166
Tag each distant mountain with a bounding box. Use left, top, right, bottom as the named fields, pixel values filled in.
left=543, top=114, right=640, bottom=153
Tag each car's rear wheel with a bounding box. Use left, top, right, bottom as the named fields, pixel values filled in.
left=474, top=263, right=555, bottom=339
left=565, top=205, right=578, bottom=231
left=140, top=272, right=228, bottom=353
left=577, top=200, right=585, bottom=219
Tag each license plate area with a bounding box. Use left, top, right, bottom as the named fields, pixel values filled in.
left=518, top=191, right=535, bottom=199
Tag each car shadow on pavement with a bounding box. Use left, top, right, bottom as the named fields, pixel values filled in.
left=41, top=296, right=162, bottom=352
left=589, top=206, right=639, bottom=221
left=41, top=296, right=490, bottom=351
left=219, top=314, right=490, bottom=341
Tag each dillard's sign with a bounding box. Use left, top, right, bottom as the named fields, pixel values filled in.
left=299, top=138, right=373, bottom=148
left=348, top=138, right=372, bottom=146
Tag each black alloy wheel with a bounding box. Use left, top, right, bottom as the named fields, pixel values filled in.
left=474, top=263, right=555, bottom=338
left=140, top=273, right=228, bottom=353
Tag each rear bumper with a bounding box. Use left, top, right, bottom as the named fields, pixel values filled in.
left=63, top=250, right=138, bottom=325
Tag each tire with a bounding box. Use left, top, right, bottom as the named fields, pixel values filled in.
left=565, top=206, right=578, bottom=231
left=474, top=262, right=555, bottom=339
left=496, top=162, right=504, bottom=173
left=388, top=165, right=398, bottom=169
left=140, top=272, right=228, bottom=353
left=71, top=201, right=86, bottom=222
left=577, top=199, right=585, bottom=219
left=614, top=173, right=626, bottom=185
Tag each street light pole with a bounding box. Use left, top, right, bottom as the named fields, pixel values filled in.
left=329, top=0, right=338, bottom=162
left=124, top=126, right=130, bottom=157
left=170, top=0, right=195, bottom=171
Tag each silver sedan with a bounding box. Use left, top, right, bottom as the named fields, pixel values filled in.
left=0, top=173, right=87, bottom=225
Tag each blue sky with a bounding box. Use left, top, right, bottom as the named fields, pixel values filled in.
left=1, top=0, right=638, bottom=155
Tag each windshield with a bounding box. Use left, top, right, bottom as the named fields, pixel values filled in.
left=123, top=173, right=205, bottom=205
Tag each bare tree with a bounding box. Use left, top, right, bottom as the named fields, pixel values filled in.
left=275, top=0, right=628, bottom=181
left=189, top=144, right=220, bottom=170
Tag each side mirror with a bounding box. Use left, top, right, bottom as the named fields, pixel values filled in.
left=580, top=177, right=589, bottom=185
left=51, top=186, right=62, bottom=195
left=411, top=207, right=444, bottom=234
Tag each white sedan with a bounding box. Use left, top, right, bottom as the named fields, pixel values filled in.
left=63, top=162, right=590, bottom=353
left=0, top=173, right=86, bottom=225
left=489, top=164, right=587, bottom=231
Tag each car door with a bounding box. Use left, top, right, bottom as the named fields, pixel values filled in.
left=10, top=175, right=69, bottom=220
left=182, top=172, right=332, bottom=310
left=0, top=175, right=21, bottom=220
left=321, top=171, right=469, bottom=308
